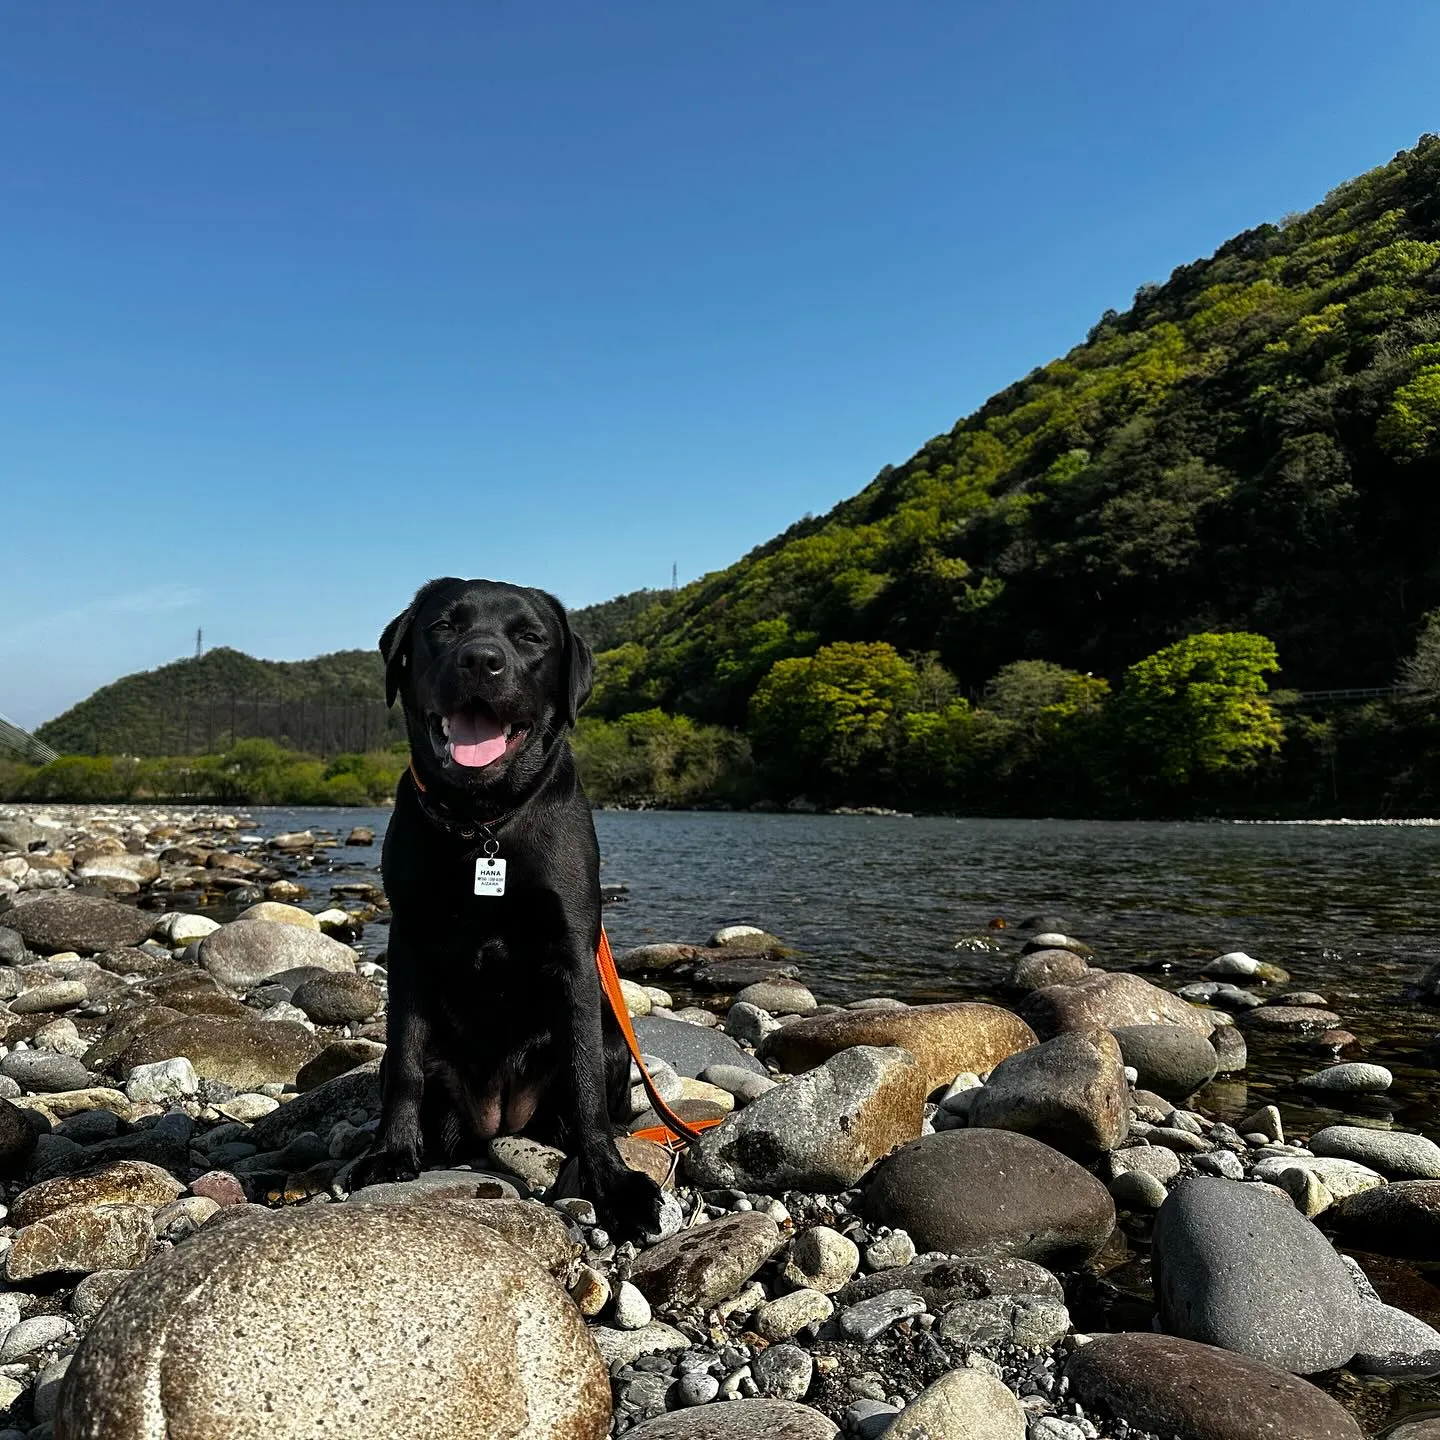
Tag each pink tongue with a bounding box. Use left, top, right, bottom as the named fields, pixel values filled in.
left=448, top=711, right=507, bottom=767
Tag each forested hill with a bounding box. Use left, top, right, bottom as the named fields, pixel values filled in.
left=35, top=593, right=662, bottom=755
left=590, top=136, right=1440, bottom=727
left=36, top=648, right=396, bottom=755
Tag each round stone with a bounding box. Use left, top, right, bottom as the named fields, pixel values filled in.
left=1310, top=1126, right=1440, bottom=1179
left=1111, top=1024, right=1219, bottom=1099
left=862, top=1129, right=1115, bottom=1269
left=781, top=1226, right=860, bottom=1294
left=760, top=1002, right=1037, bottom=1094
left=55, top=1200, right=611, bottom=1439
left=1066, top=1332, right=1362, bottom=1439
left=1152, top=1176, right=1362, bottom=1373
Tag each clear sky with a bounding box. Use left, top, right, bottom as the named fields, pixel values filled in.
left=3, top=3, right=1439, bottom=729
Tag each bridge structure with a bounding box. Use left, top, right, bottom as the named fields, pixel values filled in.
left=0, top=713, right=58, bottom=766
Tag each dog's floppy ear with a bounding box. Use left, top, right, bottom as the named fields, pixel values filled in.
left=379, top=579, right=454, bottom=708
left=534, top=590, right=594, bottom=727
left=566, top=626, right=595, bottom=727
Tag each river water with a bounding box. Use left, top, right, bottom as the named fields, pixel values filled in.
left=254, top=806, right=1440, bottom=1131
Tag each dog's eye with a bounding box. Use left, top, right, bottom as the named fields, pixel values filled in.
left=519, top=631, right=545, bottom=646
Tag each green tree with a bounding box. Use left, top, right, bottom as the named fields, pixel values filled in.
left=749, top=642, right=920, bottom=796
left=1398, top=610, right=1440, bottom=701
left=1117, top=632, right=1283, bottom=784
left=983, top=660, right=1110, bottom=736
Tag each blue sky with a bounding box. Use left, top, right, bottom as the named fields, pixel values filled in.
left=3, top=3, right=1439, bottom=728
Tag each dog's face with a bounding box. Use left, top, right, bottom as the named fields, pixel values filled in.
left=380, top=578, right=593, bottom=793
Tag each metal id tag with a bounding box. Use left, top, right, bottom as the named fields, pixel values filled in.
left=473, top=856, right=507, bottom=897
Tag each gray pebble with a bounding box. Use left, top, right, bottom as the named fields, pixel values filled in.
left=0, top=1314, right=74, bottom=1362
left=671, top=1372, right=720, bottom=1407
left=837, top=1288, right=925, bottom=1343
left=612, top=1280, right=653, bottom=1331
left=752, top=1342, right=813, bottom=1402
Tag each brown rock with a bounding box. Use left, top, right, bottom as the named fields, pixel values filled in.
left=1065, top=1332, right=1363, bottom=1440
left=12, top=1162, right=184, bottom=1227
left=862, top=1129, right=1115, bottom=1269
left=760, top=1003, right=1036, bottom=1093
left=81, top=1005, right=186, bottom=1074
left=627, top=1212, right=783, bottom=1313
left=119, top=1016, right=318, bottom=1088
left=7, top=1202, right=155, bottom=1279
left=616, top=1136, right=675, bottom=1190
left=295, top=1038, right=387, bottom=1091
left=1018, top=972, right=1213, bottom=1040
left=53, top=1201, right=610, bottom=1440
left=189, top=1171, right=246, bottom=1208
left=7, top=895, right=154, bottom=955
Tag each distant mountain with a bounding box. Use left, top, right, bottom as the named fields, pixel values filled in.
left=36, top=589, right=666, bottom=756
left=584, top=136, right=1440, bottom=726
left=37, top=647, right=397, bottom=756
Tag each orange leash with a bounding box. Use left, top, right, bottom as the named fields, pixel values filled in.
left=596, top=927, right=724, bottom=1153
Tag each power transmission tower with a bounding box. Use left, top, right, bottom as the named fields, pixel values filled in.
left=195, top=628, right=203, bottom=658
left=671, top=562, right=677, bottom=591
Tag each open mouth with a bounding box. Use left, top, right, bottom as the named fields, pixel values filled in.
left=430, top=703, right=529, bottom=770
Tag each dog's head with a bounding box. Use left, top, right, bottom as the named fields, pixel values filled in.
left=380, top=577, right=593, bottom=796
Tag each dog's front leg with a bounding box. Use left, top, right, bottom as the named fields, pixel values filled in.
left=355, top=923, right=429, bottom=1183
left=558, top=947, right=664, bottom=1240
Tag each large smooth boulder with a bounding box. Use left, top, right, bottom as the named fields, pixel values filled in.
left=197, top=921, right=357, bottom=991
left=1065, top=1333, right=1363, bottom=1440
left=54, top=1201, right=610, bottom=1440
left=683, top=1046, right=924, bottom=1192
left=1153, top=1177, right=1362, bottom=1373
left=1112, top=1024, right=1219, bottom=1099
left=624, top=1401, right=837, bottom=1439
left=119, top=1016, right=318, bottom=1089
left=7, top=895, right=153, bottom=955
left=760, top=1003, right=1036, bottom=1093
left=631, top=1016, right=766, bottom=1078
left=1018, top=972, right=1212, bottom=1040
left=862, top=1130, right=1115, bottom=1269
left=967, top=1029, right=1128, bottom=1157
left=626, top=1212, right=782, bottom=1313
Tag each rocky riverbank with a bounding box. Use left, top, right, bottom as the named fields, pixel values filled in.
left=1, top=805, right=1439, bottom=1438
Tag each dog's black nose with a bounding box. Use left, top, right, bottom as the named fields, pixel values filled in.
left=457, top=641, right=506, bottom=675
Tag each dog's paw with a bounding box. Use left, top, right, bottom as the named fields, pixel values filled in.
left=348, top=1134, right=423, bottom=1191
left=592, top=1166, right=673, bottom=1244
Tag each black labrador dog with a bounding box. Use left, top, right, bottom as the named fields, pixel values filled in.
left=355, top=576, right=665, bottom=1238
